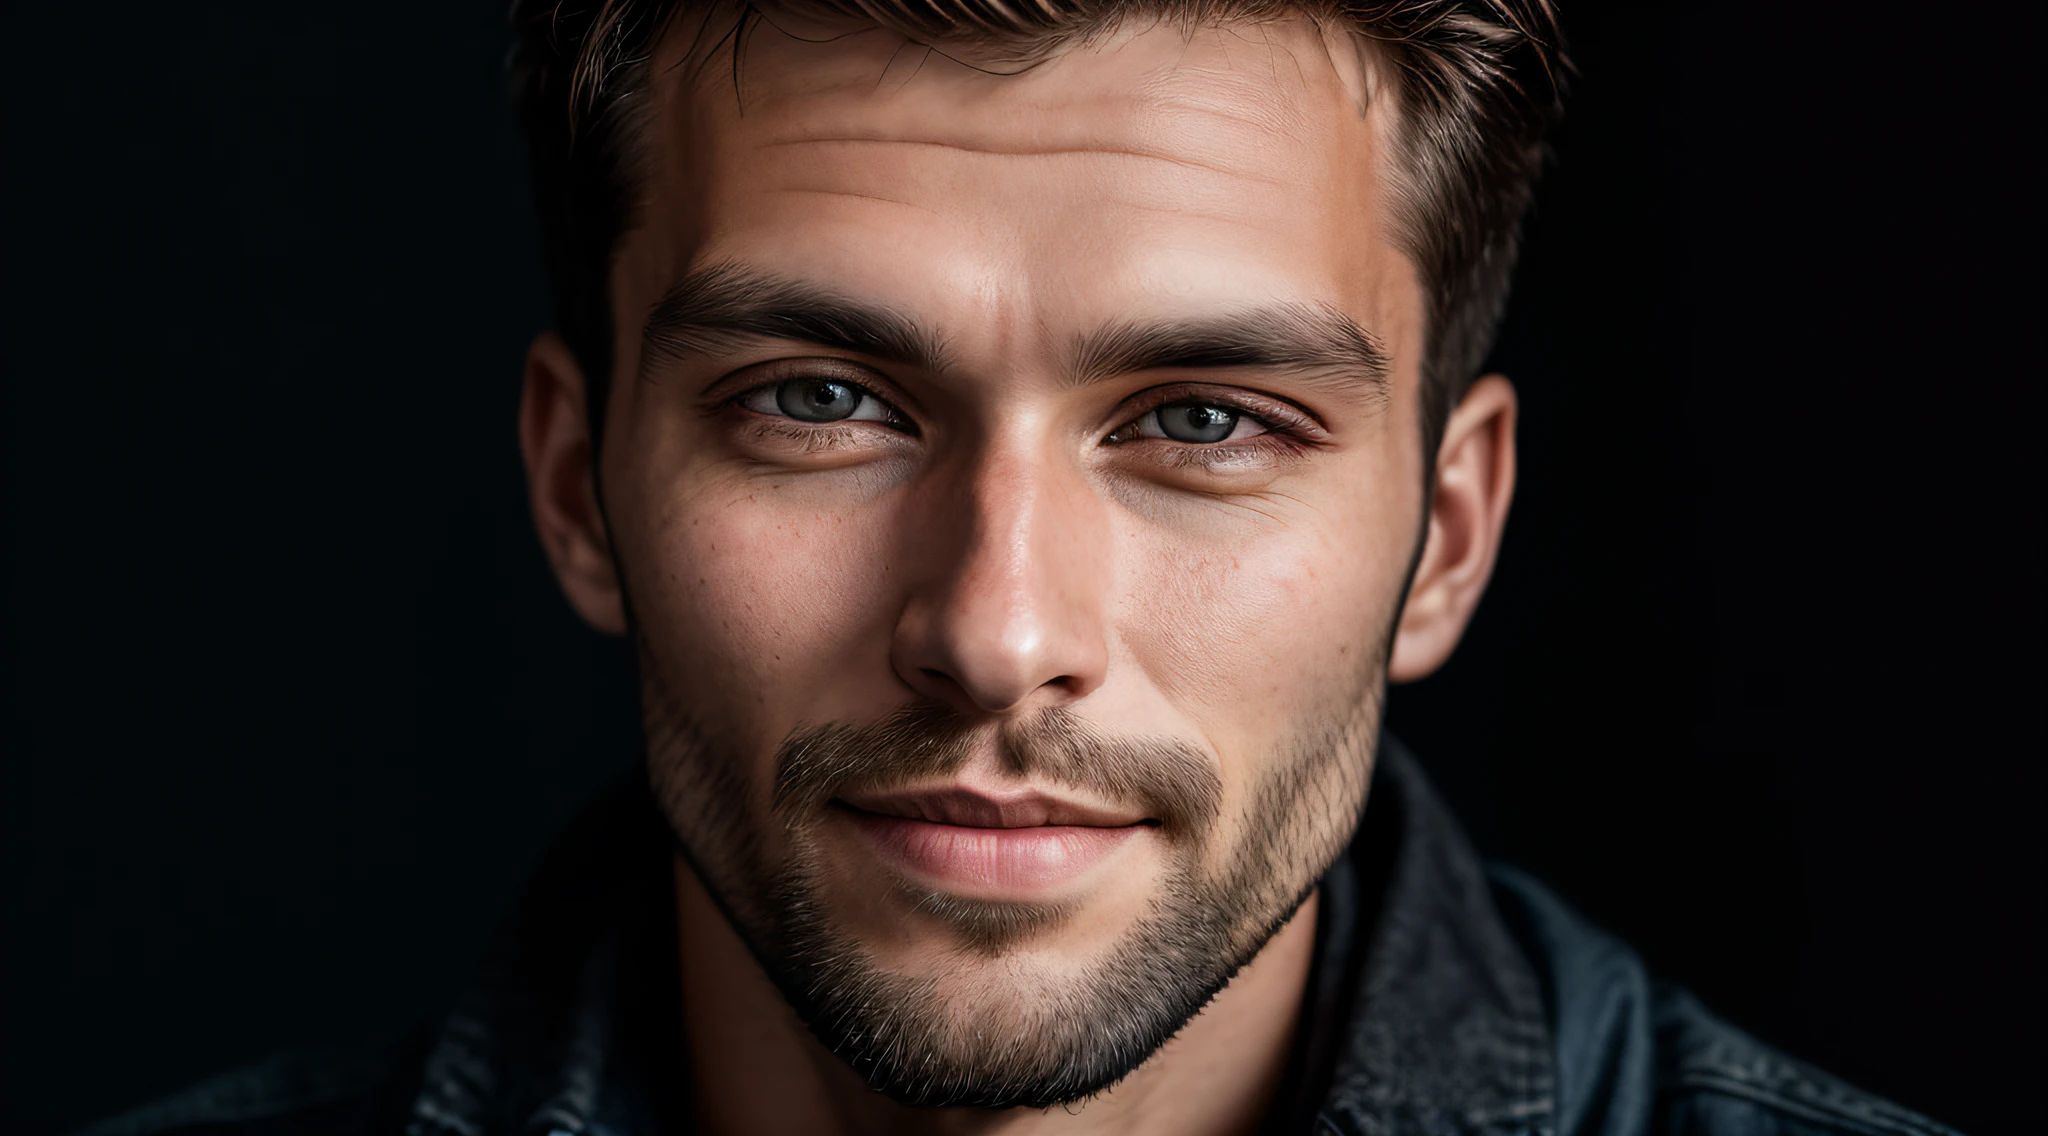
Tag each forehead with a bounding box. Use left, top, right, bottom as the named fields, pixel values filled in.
left=625, top=14, right=1413, bottom=365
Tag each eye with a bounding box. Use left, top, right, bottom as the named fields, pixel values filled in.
left=741, top=376, right=894, bottom=424
left=1129, top=400, right=1270, bottom=444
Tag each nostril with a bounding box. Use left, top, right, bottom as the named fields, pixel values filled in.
left=1044, top=672, right=1103, bottom=700
left=902, top=658, right=1093, bottom=715
left=914, top=668, right=975, bottom=706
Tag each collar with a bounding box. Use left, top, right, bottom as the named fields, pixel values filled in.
left=405, top=771, right=683, bottom=1136
left=1314, top=738, right=1556, bottom=1135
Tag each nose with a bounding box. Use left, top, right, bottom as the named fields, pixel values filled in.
left=891, top=440, right=1110, bottom=717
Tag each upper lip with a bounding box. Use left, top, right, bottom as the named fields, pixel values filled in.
left=836, top=786, right=1150, bottom=829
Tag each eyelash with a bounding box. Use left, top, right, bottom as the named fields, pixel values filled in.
left=1105, top=389, right=1319, bottom=457
left=725, top=375, right=914, bottom=433
left=726, top=373, right=1319, bottom=463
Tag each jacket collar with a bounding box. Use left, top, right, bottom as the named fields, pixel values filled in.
left=406, top=739, right=1555, bottom=1135
left=1316, top=739, right=1555, bottom=1135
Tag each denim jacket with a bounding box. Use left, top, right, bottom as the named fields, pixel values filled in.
left=79, top=740, right=1960, bottom=1136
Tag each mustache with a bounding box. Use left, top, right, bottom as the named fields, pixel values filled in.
left=772, top=703, right=1223, bottom=836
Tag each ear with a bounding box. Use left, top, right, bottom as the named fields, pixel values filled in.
left=519, top=332, right=627, bottom=635
left=1388, top=374, right=1517, bottom=682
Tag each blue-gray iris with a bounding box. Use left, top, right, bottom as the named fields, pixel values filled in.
left=777, top=378, right=863, bottom=422
left=1157, top=402, right=1238, bottom=443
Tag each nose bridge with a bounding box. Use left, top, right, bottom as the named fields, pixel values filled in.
left=893, top=426, right=1110, bottom=715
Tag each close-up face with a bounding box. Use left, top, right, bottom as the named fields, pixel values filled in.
left=525, top=10, right=1497, bottom=1110
left=18, top=2, right=2029, bottom=1131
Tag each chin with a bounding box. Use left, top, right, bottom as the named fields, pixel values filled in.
left=749, top=846, right=1275, bottom=1111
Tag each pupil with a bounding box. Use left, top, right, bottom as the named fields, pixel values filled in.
left=778, top=378, right=860, bottom=422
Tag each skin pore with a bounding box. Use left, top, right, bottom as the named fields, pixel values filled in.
left=520, top=11, right=1517, bottom=1136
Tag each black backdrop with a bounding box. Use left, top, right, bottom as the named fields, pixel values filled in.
left=8, top=2, right=2042, bottom=1133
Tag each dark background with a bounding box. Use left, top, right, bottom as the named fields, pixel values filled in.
left=7, top=1, right=2041, bottom=1132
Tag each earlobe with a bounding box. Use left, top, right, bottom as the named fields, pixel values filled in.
left=519, top=332, right=627, bottom=635
left=1387, top=374, right=1517, bottom=683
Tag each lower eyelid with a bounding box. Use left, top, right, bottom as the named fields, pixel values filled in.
left=730, top=407, right=918, bottom=452
left=742, top=418, right=886, bottom=452
left=1129, top=433, right=1307, bottom=468
left=1165, top=451, right=1286, bottom=475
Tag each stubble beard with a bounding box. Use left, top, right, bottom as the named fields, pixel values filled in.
left=640, top=651, right=1385, bottom=1110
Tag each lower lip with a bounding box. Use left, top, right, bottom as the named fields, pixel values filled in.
left=839, top=808, right=1146, bottom=896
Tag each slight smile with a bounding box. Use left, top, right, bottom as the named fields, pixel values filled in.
left=833, top=787, right=1157, bottom=898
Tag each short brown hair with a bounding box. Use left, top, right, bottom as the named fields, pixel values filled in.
left=510, top=0, right=1566, bottom=455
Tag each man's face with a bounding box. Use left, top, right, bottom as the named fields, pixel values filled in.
left=582, top=14, right=1433, bottom=1108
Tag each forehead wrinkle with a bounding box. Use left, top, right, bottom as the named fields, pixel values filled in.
left=764, top=183, right=947, bottom=218
left=750, top=134, right=1294, bottom=189
left=1057, top=197, right=1352, bottom=264
left=663, top=11, right=1383, bottom=176
left=724, top=43, right=1360, bottom=183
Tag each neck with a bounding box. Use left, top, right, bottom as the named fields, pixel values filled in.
left=673, top=856, right=1318, bottom=1136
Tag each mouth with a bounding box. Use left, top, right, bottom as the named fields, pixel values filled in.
left=832, top=786, right=1156, bottom=898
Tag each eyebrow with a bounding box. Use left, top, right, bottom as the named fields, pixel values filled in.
left=639, top=263, right=950, bottom=378
left=1068, top=305, right=1390, bottom=399
left=640, top=263, right=1389, bottom=400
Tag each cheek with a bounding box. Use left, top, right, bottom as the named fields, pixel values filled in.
left=1117, top=494, right=1413, bottom=752
left=625, top=478, right=905, bottom=749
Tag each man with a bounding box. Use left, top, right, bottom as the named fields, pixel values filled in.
left=86, top=2, right=1958, bottom=1134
